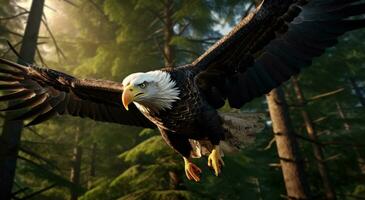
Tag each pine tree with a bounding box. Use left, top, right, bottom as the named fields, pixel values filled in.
left=0, top=1, right=45, bottom=199
left=291, top=77, right=336, bottom=199
left=286, top=29, right=365, bottom=198
left=69, top=131, right=83, bottom=200
left=266, top=88, right=311, bottom=199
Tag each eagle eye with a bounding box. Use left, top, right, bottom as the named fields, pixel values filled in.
left=138, top=82, right=147, bottom=89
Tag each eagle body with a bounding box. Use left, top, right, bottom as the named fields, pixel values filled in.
left=138, top=67, right=203, bottom=133
left=134, top=67, right=226, bottom=158
left=1, top=0, right=365, bottom=181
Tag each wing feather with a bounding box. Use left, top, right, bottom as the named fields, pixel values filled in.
left=0, top=58, right=155, bottom=128
left=0, top=93, right=48, bottom=111
left=188, top=0, right=365, bottom=108
left=0, top=90, right=34, bottom=101
left=26, top=107, right=58, bottom=127
left=0, top=83, right=25, bottom=91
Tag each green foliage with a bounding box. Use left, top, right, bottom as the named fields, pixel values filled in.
left=120, top=135, right=173, bottom=164
left=80, top=134, right=198, bottom=200
left=284, top=29, right=365, bottom=198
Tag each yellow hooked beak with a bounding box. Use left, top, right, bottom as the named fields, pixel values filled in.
left=122, top=85, right=142, bottom=110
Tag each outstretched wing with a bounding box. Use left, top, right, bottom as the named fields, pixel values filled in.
left=0, top=58, right=155, bottom=128
left=189, top=0, right=365, bottom=108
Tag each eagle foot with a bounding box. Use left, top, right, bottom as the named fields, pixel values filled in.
left=183, top=157, right=202, bottom=182
left=207, top=145, right=224, bottom=176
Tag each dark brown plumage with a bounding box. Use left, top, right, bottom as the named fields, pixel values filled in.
left=192, top=0, right=365, bottom=108
left=0, top=59, right=154, bottom=128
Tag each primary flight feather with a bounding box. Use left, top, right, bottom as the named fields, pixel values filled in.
left=0, top=0, right=364, bottom=182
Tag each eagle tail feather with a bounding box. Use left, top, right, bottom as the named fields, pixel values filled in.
left=189, top=111, right=265, bottom=158
left=219, top=111, right=265, bottom=154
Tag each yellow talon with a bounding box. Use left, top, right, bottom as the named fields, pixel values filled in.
left=207, top=145, right=224, bottom=176
left=184, top=157, right=202, bottom=182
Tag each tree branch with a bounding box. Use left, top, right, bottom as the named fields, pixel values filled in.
left=263, top=137, right=276, bottom=150
left=186, top=37, right=220, bottom=44
left=17, top=184, right=56, bottom=200
left=0, top=11, right=29, bottom=21
left=41, top=17, right=67, bottom=61
left=63, top=0, right=79, bottom=7
left=308, top=88, right=345, bottom=102
left=0, top=112, right=45, bottom=139
left=177, top=22, right=190, bottom=36
left=154, top=37, right=168, bottom=61
left=19, top=146, right=60, bottom=172
left=294, top=133, right=323, bottom=147
left=36, top=47, right=48, bottom=67
left=2, top=28, right=49, bottom=39
left=312, top=116, right=329, bottom=124
left=146, top=7, right=166, bottom=25
left=87, top=0, right=113, bottom=24
left=0, top=40, right=22, bottom=57
left=11, top=187, right=30, bottom=197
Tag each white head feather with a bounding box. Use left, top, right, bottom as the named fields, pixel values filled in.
left=122, top=70, right=180, bottom=113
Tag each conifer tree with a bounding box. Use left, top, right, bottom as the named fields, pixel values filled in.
left=291, top=77, right=336, bottom=199
left=266, top=88, right=311, bottom=199
left=0, top=1, right=44, bottom=199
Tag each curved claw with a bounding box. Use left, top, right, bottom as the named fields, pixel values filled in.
left=184, top=157, right=202, bottom=182
left=207, top=146, right=224, bottom=176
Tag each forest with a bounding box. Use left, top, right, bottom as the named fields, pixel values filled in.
left=0, top=0, right=364, bottom=199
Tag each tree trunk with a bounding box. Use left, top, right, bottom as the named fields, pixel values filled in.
left=168, top=170, right=182, bottom=189
left=0, top=1, right=44, bottom=199
left=161, top=0, right=182, bottom=188
left=336, top=102, right=365, bottom=174
left=266, top=87, right=311, bottom=200
left=347, top=77, right=365, bottom=174
left=292, top=77, right=336, bottom=200
left=335, top=102, right=350, bottom=132
left=163, top=0, right=174, bottom=67
left=70, top=132, right=83, bottom=200
left=349, top=77, right=365, bottom=107
left=88, top=143, right=97, bottom=189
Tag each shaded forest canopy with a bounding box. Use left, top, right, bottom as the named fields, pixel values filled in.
left=0, top=0, right=364, bottom=199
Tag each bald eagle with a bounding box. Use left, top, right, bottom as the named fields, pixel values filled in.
left=0, top=0, right=364, bottom=182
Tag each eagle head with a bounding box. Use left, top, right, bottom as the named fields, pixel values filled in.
left=121, top=71, right=180, bottom=113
